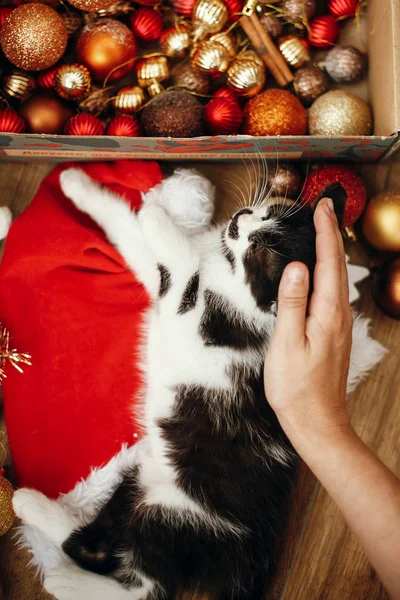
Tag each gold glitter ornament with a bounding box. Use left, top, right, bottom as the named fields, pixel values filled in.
left=280, top=0, right=316, bottom=23
left=244, top=88, right=307, bottom=135
left=191, top=40, right=231, bottom=78
left=192, top=0, right=229, bottom=41
left=54, top=64, right=92, bottom=102
left=59, top=10, right=83, bottom=36
left=0, top=470, right=14, bottom=537
left=173, top=61, right=211, bottom=94
left=135, top=56, right=170, bottom=88
left=79, top=85, right=111, bottom=113
left=279, top=35, right=310, bottom=69
left=309, top=90, right=372, bottom=136
left=160, top=25, right=191, bottom=58
left=324, top=45, right=366, bottom=83
left=1, top=4, right=68, bottom=71
left=3, top=70, right=35, bottom=101
left=227, top=58, right=265, bottom=97
left=293, top=66, right=329, bottom=106
left=210, top=31, right=238, bottom=59
left=112, top=86, right=145, bottom=113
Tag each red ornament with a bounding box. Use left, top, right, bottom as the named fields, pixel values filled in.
left=308, top=15, right=340, bottom=48
left=205, top=97, right=243, bottom=135
left=130, top=8, right=163, bottom=42
left=328, top=0, right=359, bottom=19
left=64, top=113, right=104, bottom=136
left=224, top=0, right=244, bottom=20
left=0, top=6, right=14, bottom=28
left=37, top=65, right=59, bottom=89
left=301, top=165, right=367, bottom=227
left=170, top=0, right=195, bottom=17
left=213, top=85, right=239, bottom=104
left=0, top=108, right=25, bottom=133
left=106, top=114, right=140, bottom=136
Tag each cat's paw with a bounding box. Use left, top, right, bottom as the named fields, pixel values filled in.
left=44, top=565, right=138, bottom=600
left=60, top=168, right=97, bottom=212
left=13, top=488, right=50, bottom=527
left=44, top=567, right=85, bottom=600
left=0, top=205, right=12, bottom=240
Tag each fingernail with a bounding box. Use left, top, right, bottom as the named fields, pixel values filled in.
left=325, top=198, right=334, bottom=213
left=285, top=264, right=306, bottom=283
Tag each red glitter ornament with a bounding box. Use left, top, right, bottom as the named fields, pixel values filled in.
left=301, top=165, right=367, bottom=227
left=130, top=8, right=163, bottom=42
left=224, top=0, right=244, bottom=20
left=328, top=0, right=359, bottom=19
left=0, top=6, right=14, bottom=28
left=37, top=65, right=59, bottom=89
left=106, top=114, right=140, bottom=136
left=308, top=15, right=340, bottom=48
left=205, top=97, right=242, bottom=135
left=212, top=85, right=238, bottom=104
left=170, top=0, right=195, bottom=17
left=0, top=108, right=25, bottom=133
left=64, top=113, right=104, bottom=135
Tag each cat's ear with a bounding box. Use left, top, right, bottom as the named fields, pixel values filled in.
left=312, top=183, right=347, bottom=228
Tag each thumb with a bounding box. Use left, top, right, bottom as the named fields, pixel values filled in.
left=275, top=262, right=309, bottom=343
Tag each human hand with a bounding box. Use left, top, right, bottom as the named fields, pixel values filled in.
left=264, top=198, right=353, bottom=444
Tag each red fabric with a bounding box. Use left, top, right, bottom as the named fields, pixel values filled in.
left=0, top=161, right=163, bottom=498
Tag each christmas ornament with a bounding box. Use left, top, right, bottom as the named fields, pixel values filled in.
left=1, top=4, right=67, bottom=71
left=324, top=45, right=366, bottom=83
left=210, top=31, right=238, bottom=59
left=0, top=6, right=14, bottom=29
left=59, top=10, right=83, bottom=36
left=112, top=86, right=145, bottom=113
left=328, top=0, right=360, bottom=19
left=308, top=15, right=340, bottom=48
left=191, top=40, right=231, bottom=78
left=67, top=0, right=121, bottom=12
left=279, top=0, right=316, bottom=22
left=192, top=0, right=229, bottom=41
left=309, top=90, right=372, bottom=136
left=265, top=163, right=302, bottom=199
left=37, top=65, right=59, bottom=89
left=362, top=192, right=400, bottom=253
left=213, top=85, right=238, bottom=103
left=130, top=8, right=163, bottom=42
left=205, top=97, right=242, bottom=134
left=54, top=64, right=91, bottom=102
left=302, top=165, right=367, bottom=227
left=373, top=258, right=400, bottom=320
left=79, top=86, right=111, bottom=113
left=260, top=14, right=283, bottom=38
left=19, top=91, right=73, bottom=134
left=106, top=114, right=140, bottom=136
left=279, top=35, right=311, bottom=69
left=3, top=71, right=35, bottom=101
left=293, top=66, right=329, bottom=106
left=243, top=89, right=307, bottom=135
left=141, top=90, right=204, bottom=137
left=160, top=25, right=191, bottom=58
left=83, top=1, right=133, bottom=21
left=171, top=0, right=196, bottom=17
left=64, top=113, right=105, bottom=135
left=0, top=324, right=31, bottom=383
left=0, top=469, right=14, bottom=536
left=135, top=0, right=163, bottom=6
left=173, top=61, right=210, bottom=94
left=76, top=19, right=137, bottom=83
left=0, top=109, right=25, bottom=133
left=135, top=55, right=170, bottom=88
left=224, top=0, right=243, bottom=20
left=227, top=58, right=265, bottom=97
left=238, top=50, right=264, bottom=68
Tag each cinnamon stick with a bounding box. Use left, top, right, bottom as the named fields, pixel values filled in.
left=240, top=12, right=294, bottom=87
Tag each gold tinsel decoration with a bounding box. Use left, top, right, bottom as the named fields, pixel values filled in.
left=0, top=325, right=31, bottom=383
left=0, top=469, right=14, bottom=536
left=3, top=70, right=35, bottom=101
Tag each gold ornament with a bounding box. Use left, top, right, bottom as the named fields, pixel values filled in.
left=362, top=192, right=400, bottom=253
left=266, top=163, right=302, bottom=199
left=54, top=64, right=92, bottom=102
left=210, top=31, right=238, bottom=59
left=135, top=56, right=170, bottom=88
left=160, top=25, right=191, bottom=58
left=280, top=0, right=316, bottom=23
left=112, top=86, right=145, bottom=113
left=279, top=35, right=310, bottom=69
left=227, top=58, right=265, bottom=97
left=192, top=0, right=229, bottom=41
left=79, top=86, right=111, bottom=114
left=3, top=70, right=35, bottom=101
left=0, top=324, right=31, bottom=383
left=237, top=50, right=263, bottom=68
left=293, top=65, right=329, bottom=106
left=243, top=88, right=307, bottom=136
left=59, top=10, right=83, bottom=36
left=373, top=257, right=400, bottom=320
left=309, top=90, right=372, bottom=136
left=83, top=1, right=133, bottom=23
left=191, top=40, right=231, bottom=78
left=324, top=45, right=366, bottom=83
left=0, top=470, right=14, bottom=536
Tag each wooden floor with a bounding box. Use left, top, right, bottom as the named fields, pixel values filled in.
left=0, top=156, right=399, bottom=600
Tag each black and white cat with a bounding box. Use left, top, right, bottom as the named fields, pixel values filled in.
left=13, top=168, right=384, bottom=600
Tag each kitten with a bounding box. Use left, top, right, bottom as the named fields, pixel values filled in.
left=13, top=168, right=385, bottom=600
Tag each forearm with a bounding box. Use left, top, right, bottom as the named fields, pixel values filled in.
left=281, top=418, right=400, bottom=599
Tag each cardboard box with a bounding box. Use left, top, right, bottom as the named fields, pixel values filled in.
left=0, top=0, right=399, bottom=162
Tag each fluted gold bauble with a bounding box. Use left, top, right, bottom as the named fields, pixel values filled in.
left=3, top=70, right=35, bottom=101
left=227, top=58, right=265, bottom=97
left=192, top=0, right=229, bottom=41
left=135, top=55, right=170, bottom=87
left=54, top=64, right=92, bottom=101
left=160, top=25, right=191, bottom=58
left=0, top=472, right=15, bottom=537
left=293, top=65, right=329, bottom=106
left=210, top=30, right=238, bottom=59
left=362, top=192, right=400, bottom=253
left=238, top=49, right=264, bottom=67
left=279, top=35, right=310, bottom=69
left=373, top=258, right=400, bottom=320
left=191, top=40, right=231, bottom=78
left=112, top=86, right=145, bottom=113
left=309, top=90, right=372, bottom=136
left=173, top=61, right=211, bottom=94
